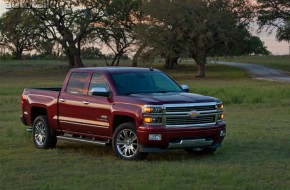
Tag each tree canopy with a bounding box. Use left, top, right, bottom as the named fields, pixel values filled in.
left=257, top=0, right=290, bottom=42
left=135, top=0, right=254, bottom=77
left=3, top=0, right=141, bottom=67
left=0, top=9, right=40, bottom=59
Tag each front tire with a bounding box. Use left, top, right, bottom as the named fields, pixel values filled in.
left=112, top=122, right=147, bottom=160
left=33, top=115, right=57, bottom=149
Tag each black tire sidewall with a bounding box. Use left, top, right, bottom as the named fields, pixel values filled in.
left=32, top=115, right=56, bottom=149
left=112, top=122, right=147, bottom=160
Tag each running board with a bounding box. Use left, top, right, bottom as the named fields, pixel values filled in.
left=26, top=127, right=33, bottom=132
left=57, top=136, right=109, bottom=146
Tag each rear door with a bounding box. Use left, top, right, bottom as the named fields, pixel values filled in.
left=58, top=72, right=89, bottom=132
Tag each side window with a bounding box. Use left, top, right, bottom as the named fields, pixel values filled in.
left=88, top=73, right=109, bottom=95
left=66, top=72, right=88, bottom=94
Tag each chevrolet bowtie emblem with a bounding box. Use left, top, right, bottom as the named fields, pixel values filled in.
left=189, top=110, right=200, bottom=118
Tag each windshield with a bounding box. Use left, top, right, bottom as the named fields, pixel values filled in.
left=111, top=72, right=183, bottom=95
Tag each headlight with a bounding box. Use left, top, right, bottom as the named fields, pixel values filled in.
left=217, top=103, right=224, bottom=110
left=143, top=105, right=164, bottom=126
left=143, top=105, right=163, bottom=113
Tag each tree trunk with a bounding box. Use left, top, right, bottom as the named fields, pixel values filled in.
left=15, top=45, right=23, bottom=60
left=16, top=50, right=23, bottom=60
left=65, top=47, right=84, bottom=68
left=116, top=55, right=121, bottom=66
left=66, top=52, right=75, bottom=68
left=132, top=44, right=147, bottom=67
left=194, top=55, right=206, bottom=78
left=196, top=63, right=205, bottom=78
left=73, top=53, right=84, bottom=67
left=111, top=54, right=117, bottom=66
left=164, top=56, right=178, bottom=69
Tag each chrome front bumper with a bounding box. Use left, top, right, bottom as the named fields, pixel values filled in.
left=168, top=139, right=213, bottom=149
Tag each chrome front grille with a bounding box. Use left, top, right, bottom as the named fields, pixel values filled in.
left=164, top=103, right=221, bottom=128
left=166, top=105, right=216, bottom=112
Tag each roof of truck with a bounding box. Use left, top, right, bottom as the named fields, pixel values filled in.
left=71, top=67, right=161, bottom=73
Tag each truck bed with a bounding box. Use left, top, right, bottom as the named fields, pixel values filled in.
left=22, top=87, right=62, bottom=127
left=28, top=87, right=62, bottom=91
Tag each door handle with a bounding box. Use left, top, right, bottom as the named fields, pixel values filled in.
left=83, top=101, right=90, bottom=105
left=60, top=98, right=66, bottom=102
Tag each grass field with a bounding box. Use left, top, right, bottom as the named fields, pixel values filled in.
left=1, top=58, right=290, bottom=190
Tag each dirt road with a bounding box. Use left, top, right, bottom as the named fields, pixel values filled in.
left=217, top=61, right=290, bottom=82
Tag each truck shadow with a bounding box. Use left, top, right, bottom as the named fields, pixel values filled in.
left=56, top=142, right=114, bottom=158
left=145, top=150, right=216, bottom=162
left=56, top=141, right=215, bottom=161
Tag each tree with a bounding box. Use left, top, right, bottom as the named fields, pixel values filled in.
left=276, top=22, right=290, bottom=42
left=210, top=28, right=270, bottom=56
left=5, top=0, right=142, bottom=67
left=0, top=9, right=39, bottom=59
left=97, top=0, right=142, bottom=66
left=137, top=0, right=254, bottom=77
left=257, top=0, right=290, bottom=42
left=5, top=0, right=112, bottom=67
left=135, top=1, right=187, bottom=69
left=81, top=47, right=104, bottom=59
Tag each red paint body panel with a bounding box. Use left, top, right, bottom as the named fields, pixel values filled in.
left=21, top=67, right=226, bottom=151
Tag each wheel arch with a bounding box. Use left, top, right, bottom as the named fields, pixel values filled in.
left=31, top=106, right=47, bottom=124
left=111, top=114, right=136, bottom=135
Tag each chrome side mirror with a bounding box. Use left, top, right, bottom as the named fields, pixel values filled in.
left=180, top=84, right=189, bottom=92
left=90, top=87, right=111, bottom=97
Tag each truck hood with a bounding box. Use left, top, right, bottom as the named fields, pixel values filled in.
left=121, top=92, right=219, bottom=105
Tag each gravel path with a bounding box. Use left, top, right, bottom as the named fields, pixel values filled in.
left=217, top=61, right=290, bottom=82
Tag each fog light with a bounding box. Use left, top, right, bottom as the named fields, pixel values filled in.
left=218, top=114, right=224, bottom=120
left=144, top=117, right=153, bottom=123
left=149, top=134, right=162, bottom=141
left=220, top=130, right=226, bottom=137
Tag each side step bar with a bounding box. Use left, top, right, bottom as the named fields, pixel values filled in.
left=57, top=135, right=110, bottom=146
left=26, top=127, right=33, bottom=132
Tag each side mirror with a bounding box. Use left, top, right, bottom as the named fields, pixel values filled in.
left=180, top=84, right=189, bottom=92
left=90, top=87, right=111, bottom=97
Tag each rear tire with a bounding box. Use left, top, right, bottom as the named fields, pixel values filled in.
left=112, top=122, right=147, bottom=160
left=33, top=115, right=57, bottom=149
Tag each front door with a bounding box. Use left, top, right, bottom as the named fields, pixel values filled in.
left=81, top=73, right=111, bottom=136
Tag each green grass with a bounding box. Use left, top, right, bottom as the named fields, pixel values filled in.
left=219, top=55, right=290, bottom=73
left=1, top=58, right=290, bottom=190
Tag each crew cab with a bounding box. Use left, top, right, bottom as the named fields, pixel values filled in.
left=21, top=67, right=226, bottom=160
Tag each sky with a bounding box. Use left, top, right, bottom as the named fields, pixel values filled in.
left=0, top=1, right=289, bottom=55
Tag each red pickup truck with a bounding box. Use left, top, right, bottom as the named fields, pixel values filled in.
left=21, top=67, right=226, bottom=160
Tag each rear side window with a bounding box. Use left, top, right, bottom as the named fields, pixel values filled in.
left=66, top=72, right=88, bottom=94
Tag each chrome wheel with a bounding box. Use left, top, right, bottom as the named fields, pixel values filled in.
left=33, top=115, right=57, bottom=149
left=34, top=121, right=46, bottom=146
left=113, top=122, right=148, bottom=160
left=116, top=129, right=138, bottom=158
